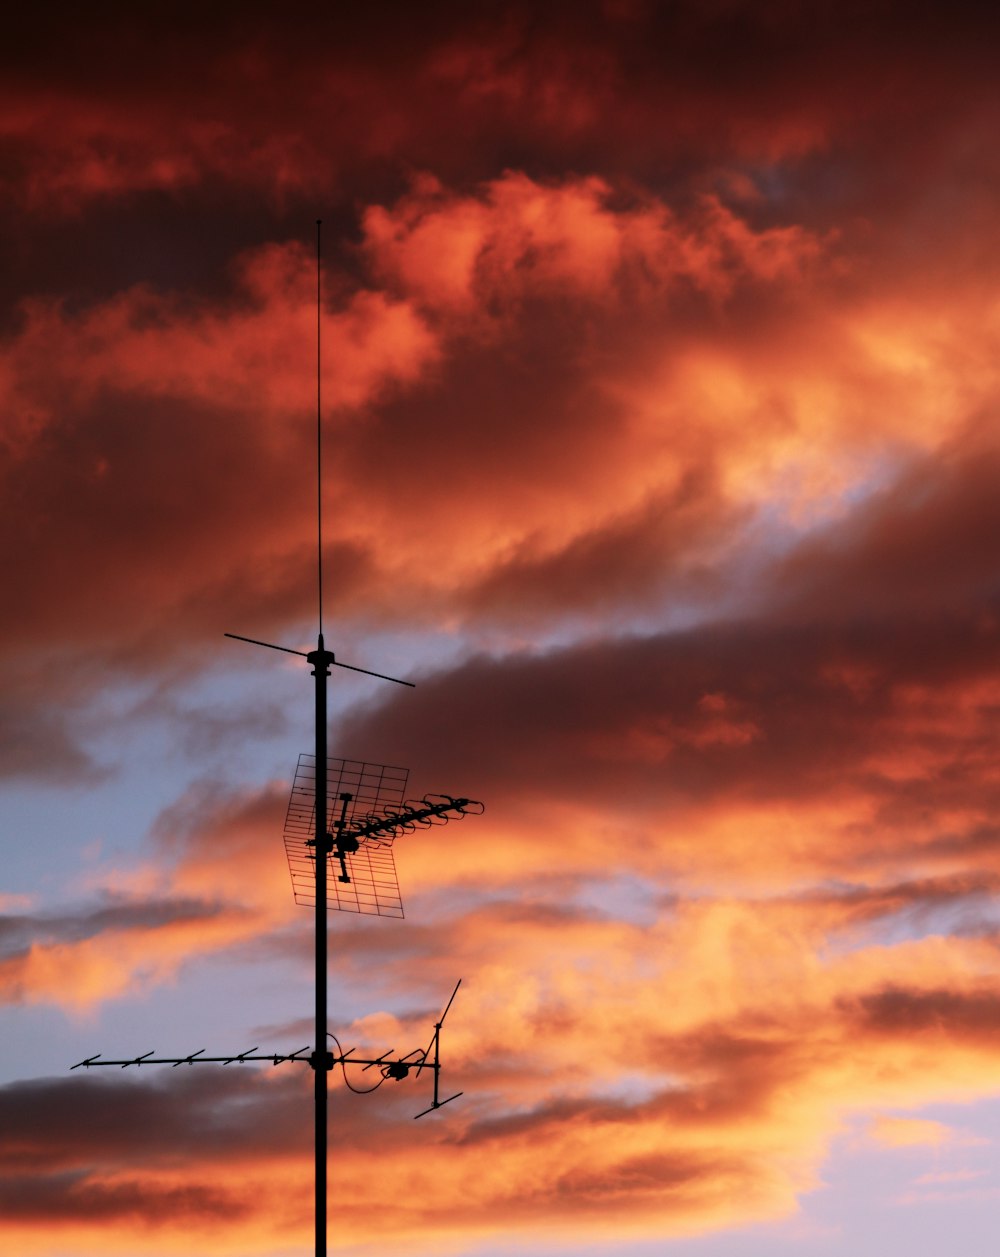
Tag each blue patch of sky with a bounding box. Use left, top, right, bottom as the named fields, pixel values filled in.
left=749, top=445, right=905, bottom=543
left=401, top=880, right=518, bottom=922
left=815, top=882, right=1000, bottom=960
left=714, top=154, right=861, bottom=224
left=12, top=953, right=308, bottom=1087
left=779, top=1103, right=1000, bottom=1257
left=717, top=160, right=795, bottom=208
left=562, top=870, right=663, bottom=928
left=0, top=775, right=168, bottom=903
left=0, top=1004, right=88, bottom=1087
left=587, top=1070, right=665, bottom=1108
left=1, top=679, right=292, bottom=908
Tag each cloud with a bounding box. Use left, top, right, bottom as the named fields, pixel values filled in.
left=771, top=429, right=1000, bottom=622
left=914, top=1168, right=989, bottom=1183
left=3, top=146, right=997, bottom=742
left=332, top=589, right=1000, bottom=893
left=3, top=683, right=1000, bottom=1242
left=363, top=172, right=826, bottom=317
left=0, top=1070, right=310, bottom=1254
left=850, top=986, right=1000, bottom=1045
left=6, top=4, right=1000, bottom=1254
left=8, top=876, right=1000, bottom=1252
left=868, top=1114, right=954, bottom=1148
left=0, top=778, right=296, bottom=1013
left=0, top=691, right=106, bottom=782
left=0, top=896, right=258, bottom=1012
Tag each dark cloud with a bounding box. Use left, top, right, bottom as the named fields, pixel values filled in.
left=0, top=692, right=104, bottom=782
left=0, top=1070, right=308, bottom=1227
left=800, top=873, right=1000, bottom=931
left=463, top=464, right=742, bottom=622
left=0, top=890, right=260, bottom=1008
left=0, top=895, right=231, bottom=961
left=0, top=1170, right=243, bottom=1224
left=0, top=392, right=348, bottom=659
left=337, top=607, right=1000, bottom=827
left=772, top=432, right=1000, bottom=623
left=5, top=1, right=1000, bottom=214
left=850, top=985, right=1000, bottom=1043
left=0, top=1069, right=305, bottom=1172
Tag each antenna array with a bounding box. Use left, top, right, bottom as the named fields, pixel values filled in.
left=71, top=223, right=484, bottom=1257
left=73, top=978, right=466, bottom=1120
left=284, top=755, right=409, bottom=916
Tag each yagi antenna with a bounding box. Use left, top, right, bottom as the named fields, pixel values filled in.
left=72, top=221, right=484, bottom=1257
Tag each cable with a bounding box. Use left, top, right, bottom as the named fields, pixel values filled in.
left=327, top=1033, right=385, bottom=1094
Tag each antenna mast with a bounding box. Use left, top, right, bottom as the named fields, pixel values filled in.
left=73, top=222, right=483, bottom=1257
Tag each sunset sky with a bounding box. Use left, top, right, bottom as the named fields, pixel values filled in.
left=3, top=3, right=1000, bottom=1255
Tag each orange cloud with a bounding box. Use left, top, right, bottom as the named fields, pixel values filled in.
left=8, top=874, right=1000, bottom=1252
left=6, top=4, right=1000, bottom=1254
left=363, top=172, right=825, bottom=315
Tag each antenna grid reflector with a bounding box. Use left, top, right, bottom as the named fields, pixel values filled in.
left=283, top=754, right=409, bottom=918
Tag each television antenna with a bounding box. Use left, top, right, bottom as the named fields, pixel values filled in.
left=72, top=222, right=483, bottom=1257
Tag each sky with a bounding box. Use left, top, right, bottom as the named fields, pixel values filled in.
left=3, top=1, right=1000, bottom=1254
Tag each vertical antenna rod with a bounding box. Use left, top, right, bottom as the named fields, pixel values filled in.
left=308, top=639, right=334, bottom=1257
left=313, top=218, right=329, bottom=1257
left=316, top=219, right=324, bottom=636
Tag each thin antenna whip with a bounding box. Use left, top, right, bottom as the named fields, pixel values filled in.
left=316, top=219, right=324, bottom=635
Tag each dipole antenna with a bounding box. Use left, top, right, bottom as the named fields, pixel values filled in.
left=72, top=223, right=484, bottom=1257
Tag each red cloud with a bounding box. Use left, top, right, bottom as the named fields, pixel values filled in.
left=5, top=4, right=1000, bottom=1254
left=363, top=172, right=825, bottom=316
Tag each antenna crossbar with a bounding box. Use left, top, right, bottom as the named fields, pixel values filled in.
left=224, top=632, right=415, bottom=686
left=73, top=1050, right=309, bottom=1069
left=72, top=1037, right=456, bottom=1088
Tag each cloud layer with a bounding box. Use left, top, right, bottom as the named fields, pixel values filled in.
left=4, top=3, right=1000, bottom=1255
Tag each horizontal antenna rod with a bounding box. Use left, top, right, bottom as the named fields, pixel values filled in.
left=72, top=1045, right=449, bottom=1078
left=333, top=658, right=416, bottom=687
left=224, top=632, right=415, bottom=686
left=225, top=632, right=307, bottom=657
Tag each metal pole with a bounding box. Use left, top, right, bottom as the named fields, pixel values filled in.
left=308, top=634, right=333, bottom=1257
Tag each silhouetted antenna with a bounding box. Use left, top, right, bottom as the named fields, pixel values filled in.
left=283, top=755, right=483, bottom=917
left=414, top=979, right=464, bottom=1118
left=224, top=631, right=415, bottom=686
left=72, top=982, right=463, bottom=1118
left=72, top=222, right=484, bottom=1257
